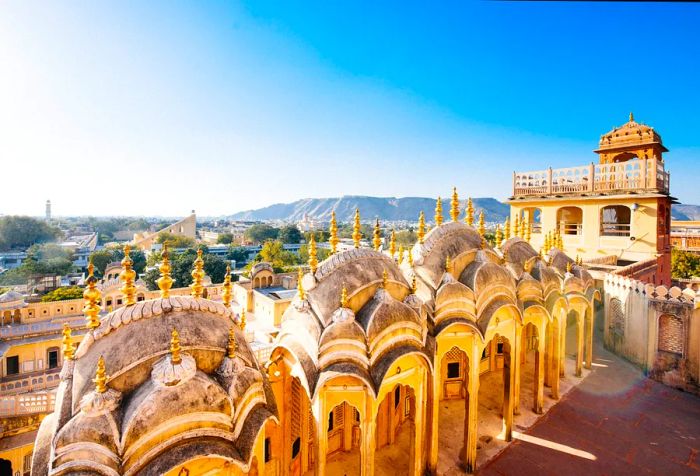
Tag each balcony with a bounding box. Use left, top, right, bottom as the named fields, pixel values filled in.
left=0, top=391, right=55, bottom=417
left=512, top=158, right=669, bottom=198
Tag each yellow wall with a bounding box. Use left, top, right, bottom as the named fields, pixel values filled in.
left=0, top=440, right=33, bottom=476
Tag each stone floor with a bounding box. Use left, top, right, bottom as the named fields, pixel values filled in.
left=437, top=354, right=590, bottom=475
left=480, top=338, right=700, bottom=475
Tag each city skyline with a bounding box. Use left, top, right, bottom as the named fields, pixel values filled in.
left=1, top=1, right=698, bottom=216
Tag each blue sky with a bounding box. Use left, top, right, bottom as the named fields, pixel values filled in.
left=0, top=1, right=698, bottom=216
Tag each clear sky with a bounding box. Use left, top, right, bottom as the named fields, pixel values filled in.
left=0, top=1, right=698, bottom=217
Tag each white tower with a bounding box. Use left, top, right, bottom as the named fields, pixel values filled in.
left=45, top=200, right=51, bottom=221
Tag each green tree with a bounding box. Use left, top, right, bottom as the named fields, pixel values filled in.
left=256, top=240, right=300, bottom=271
left=0, top=216, right=61, bottom=251
left=395, top=230, right=417, bottom=247
left=217, top=232, right=234, bottom=244
left=110, top=248, right=147, bottom=276
left=142, top=267, right=161, bottom=291
left=155, top=232, right=196, bottom=249
left=304, top=230, right=330, bottom=243
left=244, top=224, right=279, bottom=244
left=298, top=244, right=331, bottom=264
left=227, top=246, right=249, bottom=266
left=278, top=225, right=302, bottom=244
left=89, top=250, right=115, bottom=277
left=41, top=286, right=84, bottom=302
left=170, top=249, right=229, bottom=287
left=671, top=249, right=700, bottom=279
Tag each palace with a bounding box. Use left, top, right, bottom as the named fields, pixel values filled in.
left=0, top=114, right=696, bottom=476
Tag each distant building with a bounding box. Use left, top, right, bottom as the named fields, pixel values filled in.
left=45, top=200, right=51, bottom=221
left=670, top=220, right=700, bottom=253
left=132, top=211, right=197, bottom=251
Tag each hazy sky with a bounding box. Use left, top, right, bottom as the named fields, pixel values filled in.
left=1, top=1, right=698, bottom=217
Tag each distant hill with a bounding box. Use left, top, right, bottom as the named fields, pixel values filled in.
left=230, top=195, right=700, bottom=224
left=672, top=204, right=700, bottom=221
left=229, top=196, right=510, bottom=223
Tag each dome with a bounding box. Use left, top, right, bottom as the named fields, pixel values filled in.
left=596, top=113, right=667, bottom=153
left=0, top=290, right=25, bottom=310
left=32, top=295, right=278, bottom=476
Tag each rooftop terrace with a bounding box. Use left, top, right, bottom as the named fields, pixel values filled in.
left=511, top=157, right=669, bottom=199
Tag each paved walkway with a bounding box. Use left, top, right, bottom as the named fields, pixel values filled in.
left=480, top=339, right=700, bottom=475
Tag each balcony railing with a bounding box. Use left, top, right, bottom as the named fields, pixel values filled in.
left=0, top=391, right=55, bottom=417
left=512, top=158, right=669, bottom=198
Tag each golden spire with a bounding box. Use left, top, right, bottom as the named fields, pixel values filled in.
left=504, top=217, right=511, bottom=240
left=434, top=197, right=443, bottom=227
left=418, top=211, right=426, bottom=244
left=297, top=267, right=305, bottom=301
left=170, top=329, right=182, bottom=365
left=478, top=210, right=485, bottom=237
left=119, top=245, right=136, bottom=306
left=227, top=327, right=237, bottom=358
left=239, top=308, right=246, bottom=331
left=157, top=243, right=174, bottom=299
left=62, top=323, right=75, bottom=360
left=308, top=233, right=318, bottom=274
left=575, top=254, right=580, bottom=266
left=566, top=261, right=573, bottom=273
left=445, top=255, right=452, bottom=274
left=83, top=261, right=102, bottom=330
left=514, top=215, right=521, bottom=239
left=495, top=224, right=503, bottom=248
left=94, top=355, right=108, bottom=394
left=329, top=211, right=339, bottom=254
left=382, top=269, right=388, bottom=289
left=389, top=229, right=396, bottom=258
left=190, top=248, right=205, bottom=298
left=450, top=187, right=460, bottom=222
left=407, top=247, right=414, bottom=266
left=373, top=218, right=382, bottom=251
left=466, top=197, right=474, bottom=227
left=411, top=274, right=417, bottom=294
left=544, top=231, right=551, bottom=252
left=352, top=209, right=362, bottom=249
left=340, top=283, right=349, bottom=308
left=222, top=264, right=233, bottom=307
left=629, top=111, right=634, bottom=122
left=525, top=220, right=532, bottom=242
left=397, top=245, right=404, bottom=265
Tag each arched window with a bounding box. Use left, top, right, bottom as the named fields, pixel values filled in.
left=557, top=206, right=583, bottom=235
left=658, top=314, right=683, bottom=356
left=601, top=206, right=631, bottom=237
left=609, top=298, right=624, bottom=336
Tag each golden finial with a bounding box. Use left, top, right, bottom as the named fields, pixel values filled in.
left=62, top=323, right=75, bottom=360
left=434, top=197, right=443, bottom=227
left=94, top=355, right=108, bottom=394
left=411, top=274, right=417, bottom=294
left=222, top=264, right=233, bottom=307
left=478, top=210, right=485, bottom=237
left=450, top=187, right=460, bottom=222
left=297, top=267, right=305, bottom=301
left=504, top=217, right=511, bottom=240
left=340, top=283, right=349, bottom=308
left=239, top=308, right=247, bottom=331
left=157, top=243, right=174, bottom=299
left=525, top=220, right=532, bottom=242
left=629, top=112, right=634, bottom=122
left=389, top=229, right=396, bottom=258
left=514, top=215, right=521, bottom=239
left=382, top=268, right=389, bottom=289
left=544, top=232, right=551, bottom=253
left=373, top=218, right=382, bottom=251
left=227, top=327, right=237, bottom=358
left=190, top=248, right=205, bottom=298
left=495, top=224, right=503, bottom=248
left=575, top=255, right=580, bottom=266
left=397, top=245, right=404, bottom=265
left=466, top=197, right=474, bottom=227
left=566, top=261, right=573, bottom=273
left=445, top=255, right=452, bottom=273
left=308, top=233, right=318, bottom=274
left=119, top=245, right=136, bottom=306
left=83, top=260, right=102, bottom=329
left=556, top=231, right=563, bottom=250
left=418, top=211, right=426, bottom=244
left=329, top=211, right=339, bottom=254
left=407, top=247, right=414, bottom=266
left=352, top=209, right=362, bottom=249
left=170, top=329, right=182, bottom=365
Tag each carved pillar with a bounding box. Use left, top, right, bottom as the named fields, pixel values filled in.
left=551, top=316, right=561, bottom=400
left=462, top=347, right=480, bottom=474
left=428, top=349, right=441, bottom=473
left=544, top=322, right=553, bottom=388
left=585, top=303, right=594, bottom=370
left=503, top=339, right=515, bottom=442
left=513, top=325, right=523, bottom=415
left=412, top=368, right=425, bottom=476
left=576, top=310, right=584, bottom=377
left=534, top=332, right=545, bottom=414
left=313, top=397, right=326, bottom=476
left=362, top=404, right=376, bottom=476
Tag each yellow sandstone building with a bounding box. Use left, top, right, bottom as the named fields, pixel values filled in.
left=510, top=113, right=673, bottom=286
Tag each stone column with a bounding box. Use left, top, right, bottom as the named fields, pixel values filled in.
left=576, top=309, right=584, bottom=377
left=534, top=332, right=545, bottom=414
left=585, top=303, right=594, bottom=370
left=412, top=369, right=425, bottom=476
left=551, top=316, right=561, bottom=400
left=362, top=404, right=376, bottom=476
left=462, top=347, right=480, bottom=474
left=503, top=339, right=515, bottom=442
left=313, top=398, right=326, bottom=476
left=513, top=325, right=523, bottom=415
left=428, top=348, right=441, bottom=473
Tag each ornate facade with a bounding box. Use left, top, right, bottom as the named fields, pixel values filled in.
left=31, top=201, right=598, bottom=475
